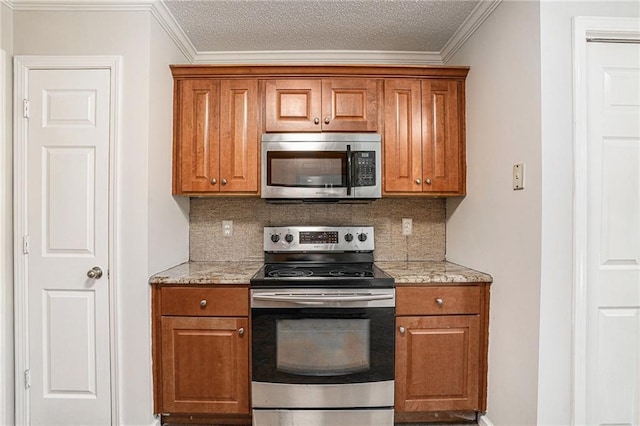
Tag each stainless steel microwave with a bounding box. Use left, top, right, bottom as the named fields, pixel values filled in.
left=261, top=133, right=382, bottom=201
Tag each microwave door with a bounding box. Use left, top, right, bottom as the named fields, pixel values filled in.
left=261, top=133, right=382, bottom=200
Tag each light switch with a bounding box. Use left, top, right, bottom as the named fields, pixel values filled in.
left=513, top=163, right=525, bottom=190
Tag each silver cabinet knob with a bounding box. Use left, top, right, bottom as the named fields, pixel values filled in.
left=435, top=298, right=443, bottom=307
left=415, top=178, right=421, bottom=185
left=238, top=327, right=245, bottom=336
left=200, top=299, right=207, bottom=308
left=210, top=178, right=217, bottom=185
left=324, top=117, right=330, bottom=124
left=426, top=178, right=432, bottom=185
left=399, top=326, right=406, bottom=334
left=87, top=266, right=103, bottom=279
left=221, top=178, right=227, bottom=185
left=314, top=117, right=320, bottom=125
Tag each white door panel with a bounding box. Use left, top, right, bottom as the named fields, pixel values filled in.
left=43, top=147, right=96, bottom=255
left=43, top=289, right=97, bottom=396
left=26, top=68, right=111, bottom=425
left=587, top=42, right=640, bottom=426
left=594, top=308, right=639, bottom=424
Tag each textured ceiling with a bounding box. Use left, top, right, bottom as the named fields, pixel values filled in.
left=163, top=0, right=480, bottom=53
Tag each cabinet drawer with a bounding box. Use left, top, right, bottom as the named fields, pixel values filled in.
left=160, top=287, right=248, bottom=316
left=396, top=286, right=480, bottom=315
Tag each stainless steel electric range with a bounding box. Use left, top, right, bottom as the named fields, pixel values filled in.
left=250, top=226, right=395, bottom=426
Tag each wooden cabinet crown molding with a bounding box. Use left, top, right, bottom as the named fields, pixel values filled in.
left=170, top=64, right=470, bottom=80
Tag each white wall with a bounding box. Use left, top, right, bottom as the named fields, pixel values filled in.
left=537, top=2, right=640, bottom=425
left=148, top=16, right=189, bottom=276
left=445, top=1, right=543, bottom=424
left=447, top=1, right=640, bottom=425
left=0, top=3, right=14, bottom=425
left=13, top=9, right=189, bottom=425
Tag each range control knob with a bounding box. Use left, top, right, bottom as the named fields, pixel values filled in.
left=285, top=233, right=294, bottom=243
left=344, top=233, right=354, bottom=242
left=358, top=233, right=368, bottom=242
left=270, top=234, right=280, bottom=243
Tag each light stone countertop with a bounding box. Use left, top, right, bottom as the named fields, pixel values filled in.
left=149, top=261, right=263, bottom=285
left=376, top=261, right=492, bottom=284
left=149, top=260, right=491, bottom=285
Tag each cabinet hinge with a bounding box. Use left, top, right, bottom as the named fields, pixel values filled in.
left=23, top=235, right=30, bottom=254
left=24, top=369, right=31, bottom=389
left=23, top=99, right=30, bottom=119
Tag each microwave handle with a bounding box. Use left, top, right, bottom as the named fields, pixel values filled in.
left=346, top=144, right=352, bottom=195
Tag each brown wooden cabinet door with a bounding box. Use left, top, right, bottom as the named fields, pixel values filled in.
left=395, top=315, right=480, bottom=412
left=321, top=79, right=379, bottom=132
left=177, top=79, right=220, bottom=193
left=264, top=79, right=322, bottom=132
left=383, top=79, right=423, bottom=193
left=422, top=80, right=465, bottom=194
left=264, top=78, right=379, bottom=132
left=219, top=79, right=259, bottom=192
left=161, top=316, right=249, bottom=414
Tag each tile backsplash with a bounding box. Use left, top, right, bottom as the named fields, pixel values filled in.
left=190, top=197, right=445, bottom=262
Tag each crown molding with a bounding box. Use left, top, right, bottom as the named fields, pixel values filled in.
left=6, top=0, right=196, bottom=61
left=440, top=0, right=502, bottom=63
left=8, top=0, right=154, bottom=11
left=5, top=0, right=498, bottom=65
left=193, top=50, right=443, bottom=65
left=150, top=0, right=196, bottom=62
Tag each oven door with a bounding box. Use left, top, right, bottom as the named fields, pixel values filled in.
left=251, top=288, right=395, bottom=409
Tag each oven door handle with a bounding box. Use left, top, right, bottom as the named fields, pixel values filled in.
left=252, top=293, right=394, bottom=304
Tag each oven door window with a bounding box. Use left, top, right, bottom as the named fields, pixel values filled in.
left=267, top=151, right=346, bottom=188
left=252, top=308, right=394, bottom=385
left=277, top=318, right=369, bottom=376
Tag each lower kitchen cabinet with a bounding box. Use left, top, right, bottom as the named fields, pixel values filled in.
left=152, top=286, right=250, bottom=423
left=394, top=284, right=490, bottom=422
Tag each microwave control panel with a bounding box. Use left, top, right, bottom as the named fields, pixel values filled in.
left=354, top=152, right=376, bottom=187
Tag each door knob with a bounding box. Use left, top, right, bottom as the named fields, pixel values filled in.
left=87, top=266, right=103, bottom=279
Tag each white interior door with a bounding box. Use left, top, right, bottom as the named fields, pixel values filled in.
left=586, top=41, right=640, bottom=426
left=24, top=67, right=112, bottom=425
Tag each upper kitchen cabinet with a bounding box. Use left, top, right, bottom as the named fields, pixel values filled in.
left=173, top=78, right=259, bottom=195
left=264, top=78, right=381, bottom=132
left=170, top=65, right=468, bottom=197
left=384, top=78, right=466, bottom=196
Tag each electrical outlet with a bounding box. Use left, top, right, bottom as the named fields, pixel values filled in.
left=513, top=163, right=525, bottom=190
left=402, top=218, right=412, bottom=236
left=222, top=220, right=233, bottom=236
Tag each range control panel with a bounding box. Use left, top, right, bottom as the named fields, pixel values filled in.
left=264, top=226, right=375, bottom=252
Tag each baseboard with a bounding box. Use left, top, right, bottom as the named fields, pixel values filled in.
left=478, top=414, right=494, bottom=426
